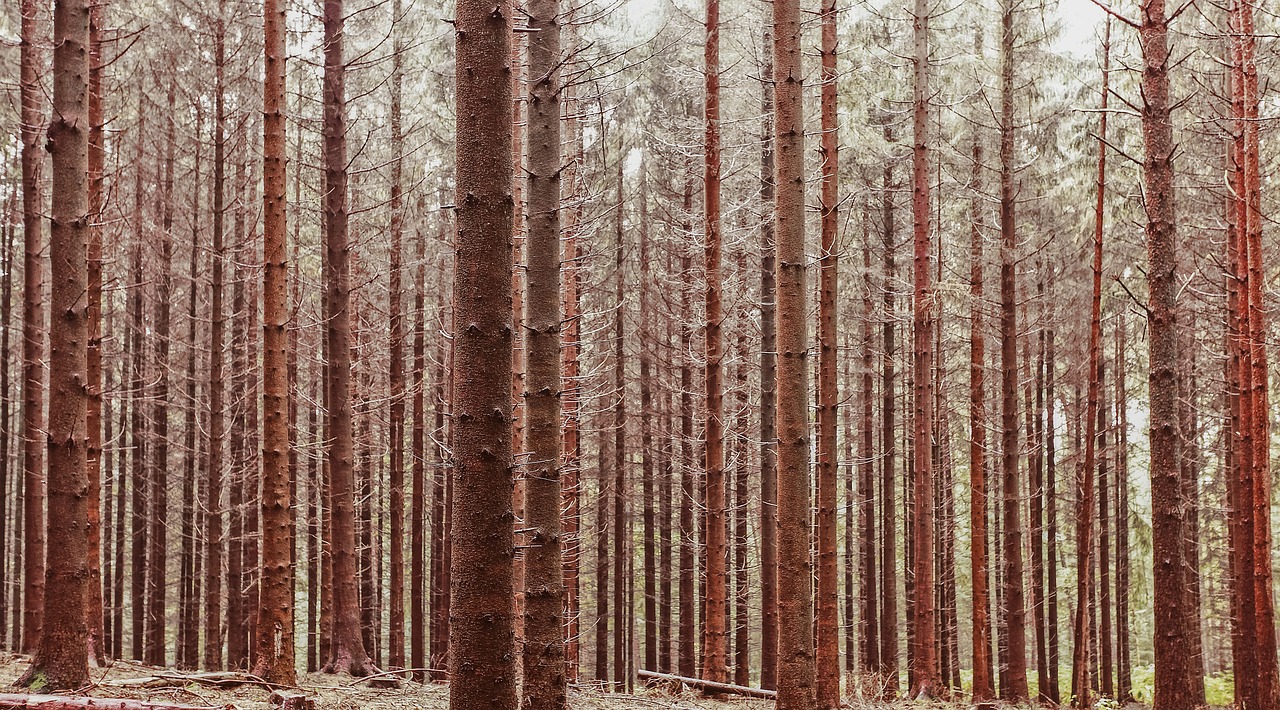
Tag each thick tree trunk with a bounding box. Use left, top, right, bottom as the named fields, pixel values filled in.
left=908, top=0, right=937, bottom=695
left=519, top=1, right=564, bottom=699
left=997, top=0, right=1028, bottom=698
left=449, top=0, right=516, bottom=704
left=1140, top=0, right=1197, bottom=704
left=701, top=0, right=728, bottom=687
left=322, top=0, right=380, bottom=678
left=19, top=0, right=46, bottom=659
left=15, top=0, right=91, bottom=686
left=815, top=0, right=839, bottom=702
left=252, top=0, right=295, bottom=682
left=772, top=0, right=815, bottom=704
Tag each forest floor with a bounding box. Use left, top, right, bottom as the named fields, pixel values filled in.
left=0, top=653, right=775, bottom=709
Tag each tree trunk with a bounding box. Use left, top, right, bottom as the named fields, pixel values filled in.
left=1045, top=326, right=1059, bottom=704
left=1140, top=0, right=1197, bottom=703
left=815, top=0, right=839, bottom=702
left=385, top=0, right=406, bottom=672
left=757, top=33, right=779, bottom=690
left=968, top=98, right=994, bottom=701
left=19, top=0, right=46, bottom=659
left=84, top=1, right=106, bottom=664
left=772, top=0, right=815, bottom=704
left=678, top=236, right=696, bottom=681
left=733, top=344, right=750, bottom=687
left=700, top=0, right=728, bottom=687
left=612, top=163, right=628, bottom=690
left=1113, top=317, right=1131, bottom=702
left=14, top=0, right=91, bottom=685
left=322, top=0, right=379, bottom=678
left=878, top=118, right=898, bottom=700
left=1071, top=24, right=1108, bottom=707
left=145, top=81, right=177, bottom=668
left=449, top=0, right=516, bottom=704
left=908, top=0, right=937, bottom=694
left=560, top=94, right=583, bottom=682
left=252, top=0, right=295, bottom=681
left=128, top=136, right=148, bottom=664
left=519, top=0, right=564, bottom=700
left=639, top=171, right=657, bottom=677
left=997, top=0, right=1028, bottom=697
left=203, top=1, right=227, bottom=669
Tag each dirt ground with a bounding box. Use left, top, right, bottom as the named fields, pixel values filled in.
left=0, top=654, right=776, bottom=709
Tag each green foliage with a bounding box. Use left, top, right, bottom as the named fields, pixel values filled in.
left=1129, top=664, right=1234, bottom=707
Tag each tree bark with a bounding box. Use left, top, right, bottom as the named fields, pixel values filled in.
left=203, top=1, right=228, bottom=669
left=997, top=0, right=1028, bottom=697
left=908, top=0, right=937, bottom=695
left=878, top=117, right=898, bottom=700
left=968, top=98, right=994, bottom=701
left=450, top=0, right=517, bottom=704
left=701, top=0, right=728, bottom=686
left=322, top=0, right=380, bottom=678
left=252, top=0, right=295, bottom=681
left=386, top=0, right=406, bottom=672
left=84, top=1, right=106, bottom=664
left=519, top=0, right=564, bottom=699
left=757, top=33, right=778, bottom=691
left=19, top=0, right=46, bottom=659
left=815, top=0, right=839, bottom=702
left=15, top=0, right=91, bottom=686
left=772, top=0, right=815, bottom=704
left=1139, top=0, right=1197, bottom=703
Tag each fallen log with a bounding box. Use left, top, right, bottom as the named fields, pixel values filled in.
left=0, top=694, right=230, bottom=710
left=636, top=669, right=776, bottom=700
left=101, top=672, right=260, bottom=690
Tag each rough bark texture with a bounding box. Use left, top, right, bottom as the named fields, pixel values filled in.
left=908, top=0, right=937, bottom=695
left=450, top=0, right=517, bottom=704
left=20, top=0, right=46, bottom=657
left=997, top=0, right=1028, bottom=698
left=84, top=2, right=106, bottom=664
left=700, top=0, right=728, bottom=686
left=322, top=0, right=379, bottom=679
left=519, top=0, right=565, bottom=700
left=772, top=0, right=815, bottom=704
left=252, top=0, right=295, bottom=682
left=15, top=0, right=91, bottom=687
left=815, top=0, right=839, bottom=703
left=1140, top=0, right=1196, bottom=704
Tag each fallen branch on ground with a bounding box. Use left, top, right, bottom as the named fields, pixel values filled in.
left=0, top=693, right=230, bottom=710
left=637, top=670, right=777, bottom=700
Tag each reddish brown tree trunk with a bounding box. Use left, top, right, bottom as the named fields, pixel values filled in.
left=908, top=0, right=937, bottom=695
left=84, top=1, right=106, bottom=664
left=1113, top=319, right=1131, bottom=701
left=640, top=171, right=657, bottom=676
left=18, top=0, right=46, bottom=659
left=15, top=0, right=91, bottom=686
left=252, top=0, right=295, bottom=681
left=858, top=237, right=878, bottom=680
left=611, top=163, right=628, bottom=690
left=700, top=0, right=728, bottom=686
left=815, top=0, right=839, bottom=702
left=322, top=0, right=379, bottom=678
left=772, top=0, right=815, bottom=703
left=450, top=0, right=516, bottom=704
left=128, top=136, right=148, bottom=663
left=519, top=0, right=565, bottom=699
left=410, top=210, right=427, bottom=682
left=678, top=226, right=696, bottom=680
left=1071, top=24, right=1109, bottom=707
left=561, top=98, right=583, bottom=682
left=733, top=344, right=750, bottom=687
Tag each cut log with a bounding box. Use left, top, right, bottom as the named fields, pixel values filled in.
left=637, top=670, right=776, bottom=699
left=268, top=692, right=315, bottom=710
left=0, top=694, right=229, bottom=710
